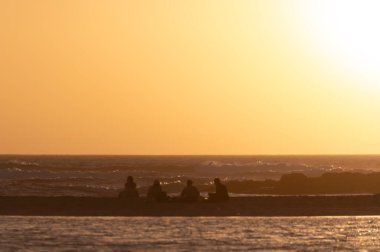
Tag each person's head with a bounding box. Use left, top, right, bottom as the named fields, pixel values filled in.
left=214, top=178, right=221, bottom=184
left=153, top=179, right=160, bottom=186
left=127, top=176, right=134, bottom=183
left=187, top=180, right=193, bottom=186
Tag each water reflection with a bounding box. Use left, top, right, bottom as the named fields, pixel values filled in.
left=1, top=216, right=380, bottom=251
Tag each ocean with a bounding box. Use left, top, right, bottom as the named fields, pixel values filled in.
left=2, top=155, right=380, bottom=251
left=1, top=155, right=380, bottom=197
left=1, top=216, right=380, bottom=251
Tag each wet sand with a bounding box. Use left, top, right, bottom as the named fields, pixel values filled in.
left=1, top=196, right=380, bottom=216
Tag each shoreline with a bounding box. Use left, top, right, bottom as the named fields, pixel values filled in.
left=2, top=195, right=380, bottom=216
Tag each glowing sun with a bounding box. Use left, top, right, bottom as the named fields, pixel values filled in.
left=300, top=0, right=380, bottom=84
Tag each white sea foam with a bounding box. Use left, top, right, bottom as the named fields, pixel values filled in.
left=0, top=155, right=379, bottom=196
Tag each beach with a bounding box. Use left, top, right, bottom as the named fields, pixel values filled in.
left=1, top=195, right=380, bottom=216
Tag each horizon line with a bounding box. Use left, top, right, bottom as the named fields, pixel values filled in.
left=1, top=153, right=380, bottom=156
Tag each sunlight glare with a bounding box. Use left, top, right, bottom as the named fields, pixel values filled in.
left=300, top=0, right=380, bottom=86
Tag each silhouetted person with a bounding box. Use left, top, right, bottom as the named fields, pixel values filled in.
left=180, top=180, right=200, bottom=202
left=119, top=176, right=139, bottom=199
left=147, top=179, right=168, bottom=202
left=208, top=178, right=229, bottom=202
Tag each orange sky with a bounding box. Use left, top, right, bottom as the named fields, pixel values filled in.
left=1, top=0, right=380, bottom=154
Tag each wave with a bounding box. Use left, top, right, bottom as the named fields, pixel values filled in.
left=1, top=155, right=380, bottom=197
left=6, top=159, right=40, bottom=166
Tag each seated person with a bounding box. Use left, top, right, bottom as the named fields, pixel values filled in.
left=147, top=179, right=168, bottom=202
left=208, top=178, right=229, bottom=202
left=119, top=176, right=139, bottom=199
left=180, top=180, right=200, bottom=202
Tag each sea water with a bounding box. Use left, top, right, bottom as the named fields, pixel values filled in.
left=1, top=155, right=380, bottom=197
left=1, top=216, right=380, bottom=251
left=2, top=156, right=380, bottom=250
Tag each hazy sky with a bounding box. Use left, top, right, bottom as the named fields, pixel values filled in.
left=1, top=0, right=380, bottom=154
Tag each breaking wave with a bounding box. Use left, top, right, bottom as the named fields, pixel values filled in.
left=1, top=155, right=379, bottom=196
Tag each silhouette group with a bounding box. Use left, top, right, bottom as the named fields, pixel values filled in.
left=119, top=176, right=229, bottom=202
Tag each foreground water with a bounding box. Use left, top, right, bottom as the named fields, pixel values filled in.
left=1, top=216, right=380, bottom=251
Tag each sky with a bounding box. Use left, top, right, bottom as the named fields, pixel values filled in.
left=1, top=0, right=380, bottom=155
